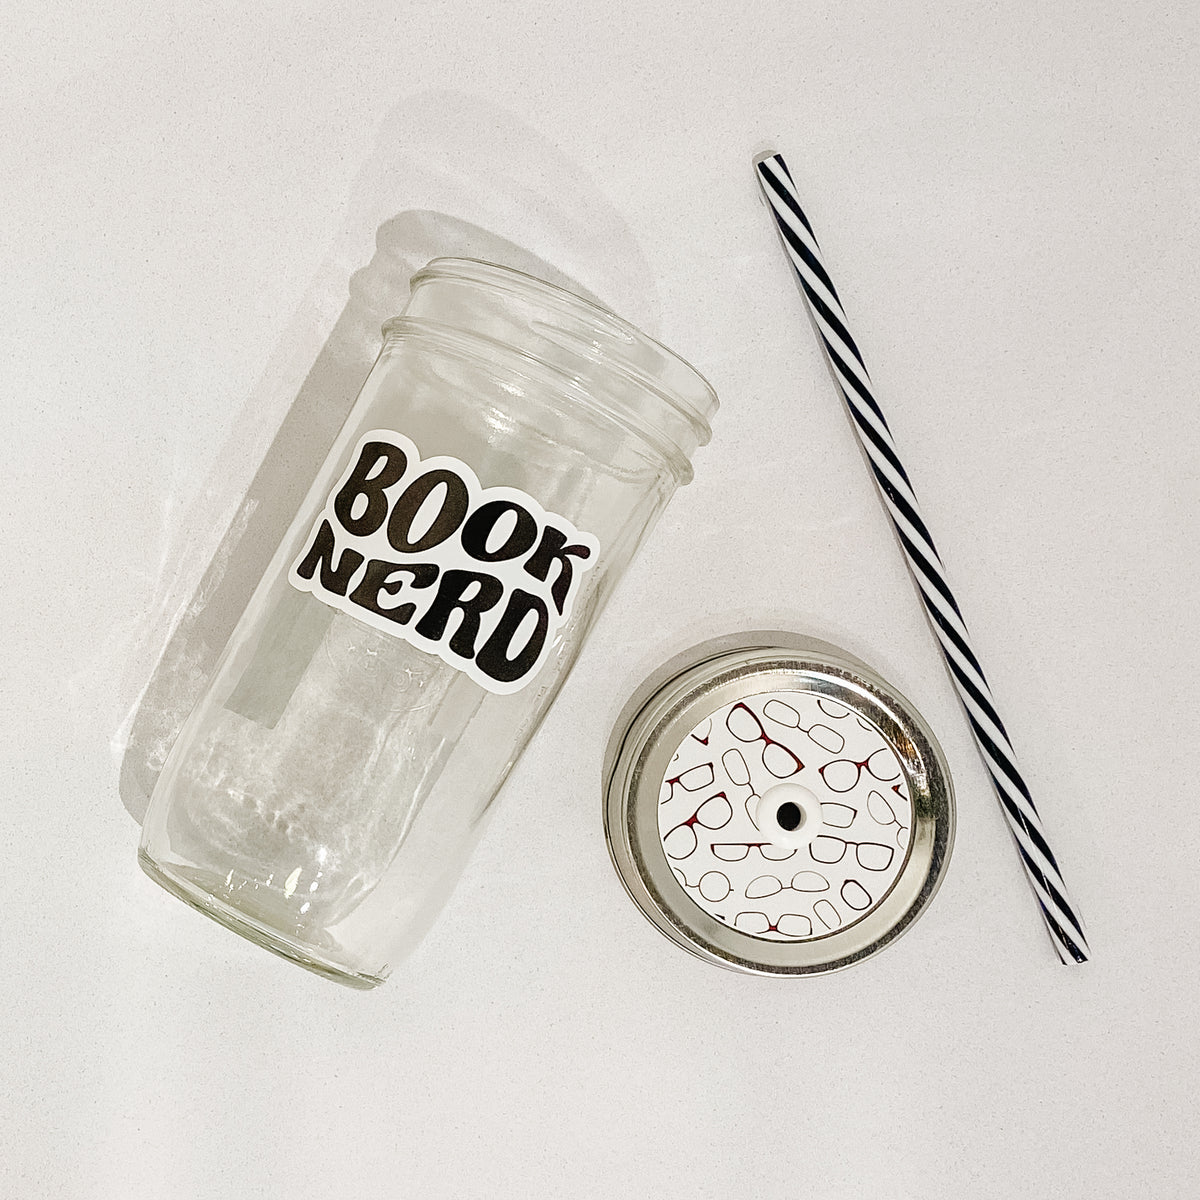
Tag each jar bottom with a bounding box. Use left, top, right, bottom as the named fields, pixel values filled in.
left=137, top=848, right=385, bottom=990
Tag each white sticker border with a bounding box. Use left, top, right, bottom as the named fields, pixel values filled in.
left=288, top=429, right=601, bottom=696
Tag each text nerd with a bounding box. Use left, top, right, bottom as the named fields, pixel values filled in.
left=288, top=431, right=599, bottom=694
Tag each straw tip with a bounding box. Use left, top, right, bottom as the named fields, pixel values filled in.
left=752, top=147, right=782, bottom=170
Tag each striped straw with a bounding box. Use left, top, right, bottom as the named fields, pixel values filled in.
left=755, top=151, right=1089, bottom=964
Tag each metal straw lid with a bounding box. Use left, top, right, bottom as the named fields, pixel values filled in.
left=603, top=632, right=954, bottom=975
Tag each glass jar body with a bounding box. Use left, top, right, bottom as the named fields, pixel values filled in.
left=139, top=259, right=716, bottom=987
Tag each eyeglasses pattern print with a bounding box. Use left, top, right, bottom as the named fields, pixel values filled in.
left=657, top=690, right=914, bottom=942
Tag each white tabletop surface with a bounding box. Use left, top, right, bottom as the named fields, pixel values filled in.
left=4, top=3, right=1199, bottom=1197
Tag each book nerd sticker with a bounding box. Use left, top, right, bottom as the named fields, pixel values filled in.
left=289, top=430, right=599, bottom=695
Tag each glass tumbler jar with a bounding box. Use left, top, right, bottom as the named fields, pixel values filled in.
left=139, top=258, right=717, bottom=987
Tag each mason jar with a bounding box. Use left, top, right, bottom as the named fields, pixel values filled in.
left=139, top=258, right=718, bottom=988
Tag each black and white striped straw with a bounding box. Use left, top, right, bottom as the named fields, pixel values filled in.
left=755, top=151, right=1089, bottom=963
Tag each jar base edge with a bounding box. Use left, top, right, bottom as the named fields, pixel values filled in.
left=137, top=847, right=387, bottom=991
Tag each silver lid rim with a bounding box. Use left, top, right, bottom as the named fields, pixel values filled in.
left=603, top=632, right=955, bottom=976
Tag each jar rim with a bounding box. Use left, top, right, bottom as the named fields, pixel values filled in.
left=401, top=257, right=719, bottom=431
left=380, top=316, right=701, bottom=485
